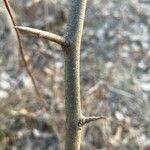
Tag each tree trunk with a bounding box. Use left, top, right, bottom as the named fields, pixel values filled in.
left=63, top=0, right=87, bottom=149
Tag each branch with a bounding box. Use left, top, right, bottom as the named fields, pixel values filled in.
left=78, top=116, right=106, bottom=127
left=15, top=26, right=69, bottom=47
left=3, top=0, right=42, bottom=101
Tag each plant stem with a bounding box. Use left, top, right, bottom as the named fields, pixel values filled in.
left=15, top=26, right=69, bottom=47
left=3, top=0, right=42, bottom=100
left=63, top=0, right=87, bottom=149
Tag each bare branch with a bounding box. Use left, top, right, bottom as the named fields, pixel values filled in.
left=78, top=116, right=106, bottom=127
left=3, top=0, right=42, bottom=101
left=15, top=26, right=69, bottom=47
left=64, top=0, right=88, bottom=149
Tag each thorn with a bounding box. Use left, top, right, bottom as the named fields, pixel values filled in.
left=78, top=116, right=106, bottom=127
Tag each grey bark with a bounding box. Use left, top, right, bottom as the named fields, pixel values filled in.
left=63, top=0, right=87, bottom=149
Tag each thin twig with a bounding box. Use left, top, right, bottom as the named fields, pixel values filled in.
left=3, top=0, right=42, bottom=99
left=44, top=0, right=49, bottom=30
left=15, top=26, right=69, bottom=47
left=78, top=116, right=106, bottom=127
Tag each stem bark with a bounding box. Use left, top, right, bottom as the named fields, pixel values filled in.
left=63, top=0, right=87, bottom=149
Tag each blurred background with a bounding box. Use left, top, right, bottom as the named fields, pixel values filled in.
left=0, top=0, right=150, bottom=149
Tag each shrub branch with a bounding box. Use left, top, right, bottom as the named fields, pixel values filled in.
left=15, top=26, right=69, bottom=47
left=3, top=0, right=42, bottom=100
